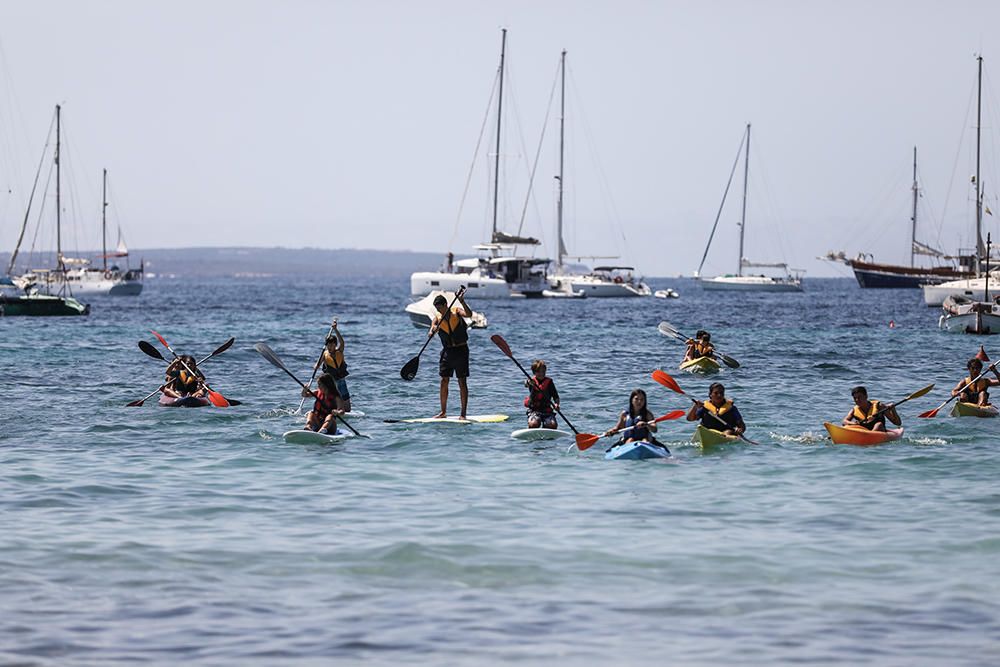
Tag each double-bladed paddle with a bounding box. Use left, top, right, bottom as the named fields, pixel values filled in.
left=128, top=337, right=237, bottom=407
left=139, top=331, right=232, bottom=407
left=850, top=383, right=934, bottom=426
left=297, top=317, right=339, bottom=414
left=400, top=287, right=466, bottom=381
left=574, top=410, right=687, bottom=451
left=254, top=342, right=366, bottom=437
left=651, top=369, right=758, bottom=445
left=657, top=321, right=740, bottom=369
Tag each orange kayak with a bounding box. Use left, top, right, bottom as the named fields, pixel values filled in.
left=823, top=422, right=904, bottom=447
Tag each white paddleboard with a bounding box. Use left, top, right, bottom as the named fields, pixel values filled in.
left=393, top=414, right=510, bottom=425
left=510, top=427, right=573, bottom=441
left=283, top=429, right=348, bottom=444
left=344, top=410, right=365, bottom=418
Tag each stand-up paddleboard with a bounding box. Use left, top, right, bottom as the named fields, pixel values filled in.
left=344, top=410, right=366, bottom=418
left=692, top=424, right=740, bottom=449
left=950, top=402, right=999, bottom=418
left=283, top=429, right=348, bottom=444
left=159, top=394, right=212, bottom=408
left=605, top=440, right=671, bottom=460
left=386, top=414, right=509, bottom=425
left=823, top=422, right=903, bottom=446
left=510, top=427, right=573, bottom=441
left=679, top=356, right=721, bottom=375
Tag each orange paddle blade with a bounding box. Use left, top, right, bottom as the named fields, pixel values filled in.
left=918, top=406, right=942, bottom=419
left=207, top=390, right=230, bottom=408
left=977, top=345, right=990, bottom=362
left=651, top=369, right=683, bottom=394
left=575, top=433, right=601, bottom=450
left=656, top=409, right=687, bottom=422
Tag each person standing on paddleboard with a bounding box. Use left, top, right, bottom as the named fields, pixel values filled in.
left=430, top=290, right=472, bottom=419
left=305, top=374, right=344, bottom=434
left=163, top=355, right=207, bottom=399
left=687, top=382, right=746, bottom=436
left=951, top=357, right=1000, bottom=406
left=604, top=388, right=660, bottom=444
left=310, top=319, right=352, bottom=413
left=842, top=385, right=900, bottom=432
left=524, top=359, right=560, bottom=429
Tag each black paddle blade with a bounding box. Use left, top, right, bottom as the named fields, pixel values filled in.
left=253, top=342, right=284, bottom=370
left=400, top=356, right=419, bottom=381
left=138, top=340, right=166, bottom=360
left=125, top=399, right=144, bottom=407
left=721, top=355, right=740, bottom=369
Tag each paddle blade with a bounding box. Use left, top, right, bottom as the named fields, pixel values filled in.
left=657, top=321, right=683, bottom=340
left=651, top=369, right=683, bottom=394
left=917, top=407, right=940, bottom=418
left=126, top=399, right=144, bottom=407
left=978, top=345, right=990, bottom=362
left=575, top=433, right=601, bottom=450
left=210, top=337, right=236, bottom=358
left=253, top=342, right=285, bottom=370
left=138, top=340, right=166, bottom=360
left=904, top=383, right=935, bottom=402
left=400, top=356, right=419, bottom=381
left=721, top=354, right=741, bottom=369
left=490, top=334, right=513, bottom=358
left=207, top=390, right=230, bottom=408
left=656, top=409, right=687, bottom=422
left=151, top=329, right=169, bottom=349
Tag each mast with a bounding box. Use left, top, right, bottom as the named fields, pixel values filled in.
left=911, top=146, right=918, bottom=267
left=102, top=168, right=108, bottom=272
left=56, top=104, right=62, bottom=271
left=976, top=55, right=984, bottom=275
left=491, top=28, right=507, bottom=240
left=556, top=49, right=566, bottom=271
left=737, top=123, right=750, bottom=276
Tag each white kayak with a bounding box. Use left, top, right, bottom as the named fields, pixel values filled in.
left=510, top=427, right=573, bottom=441
left=283, top=429, right=348, bottom=444
left=388, top=414, right=510, bottom=425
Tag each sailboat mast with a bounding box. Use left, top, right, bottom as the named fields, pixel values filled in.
left=557, top=49, right=566, bottom=271
left=56, top=104, right=62, bottom=269
left=738, top=123, right=750, bottom=277
left=102, top=168, right=108, bottom=272
left=976, top=55, right=984, bottom=275
left=911, top=146, right=918, bottom=268
left=492, top=28, right=507, bottom=240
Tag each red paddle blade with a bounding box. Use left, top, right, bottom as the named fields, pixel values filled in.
left=656, top=409, right=687, bottom=422
left=651, top=369, right=683, bottom=394
left=490, top=334, right=513, bottom=358
left=126, top=399, right=144, bottom=407
left=151, top=329, right=169, bottom=348
left=207, top=390, right=230, bottom=408
left=917, top=407, right=940, bottom=419
left=977, top=345, right=990, bottom=362
left=575, top=433, right=601, bottom=450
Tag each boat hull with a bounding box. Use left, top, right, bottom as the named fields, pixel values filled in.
left=923, top=278, right=1000, bottom=306
left=699, top=276, right=802, bottom=292
left=0, top=294, right=90, bottom=316
left=604, top=440, right=670, bottom=460
left=510, top=427, right=572, bottom=441
left=849, top=261, right=971, bottom=289
left=692, top=424, right=739, bottom=448
left=939, top=298, right=1000, bottom=334
left=158, top=394, right=212, bottom=408
left=950, top=402, right=1000, bottom=417
left=823, top=422, right=903, bottom=446
left=679, top=356, right=721, bottom=375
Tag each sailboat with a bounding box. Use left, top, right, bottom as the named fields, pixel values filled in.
left=940, top=235, right=1000, bottom=334
left=697, top=124, right=803, bottom=292
left=410, top=29, right=551, bottom=299
left=544, top=50, right=648, bottom=298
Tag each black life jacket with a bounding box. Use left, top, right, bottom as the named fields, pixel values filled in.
left=437, top=310, right=469, bottom=347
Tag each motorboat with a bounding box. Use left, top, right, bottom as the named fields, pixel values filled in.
left=405, top=290, right=488, bottom=329
left=654, top=288, right=679, bottom=299
left=561, top=266, right=652, bottom=297
left=939, top=294, right=1000, bottom=334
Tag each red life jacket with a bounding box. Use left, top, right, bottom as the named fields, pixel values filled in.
left=524, top=377, right=556, bottom=412
left=312, top=389, right=338, bottom=419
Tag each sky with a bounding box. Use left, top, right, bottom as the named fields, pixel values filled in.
left=3, top=0, right=1000, bottom=278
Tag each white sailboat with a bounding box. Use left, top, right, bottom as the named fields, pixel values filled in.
left=697, top=124, right=803, bottom=292
left=545, top=50, right=649, bottom=298
left=410, top=30, right=550, bottom=299
left=940, top=236, right=1000, bottom=334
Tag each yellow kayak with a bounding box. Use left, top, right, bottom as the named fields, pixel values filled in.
left=679, top=356, right=721, bottom=375
left=950, top=402, right=999, bottom=418
left=823, top=422, right=903, bottom=446
left=692, top=424, right=739, bottom=449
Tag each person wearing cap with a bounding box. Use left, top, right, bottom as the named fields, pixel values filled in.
left=311, top=319, right=351, bottom=412
left=429, top=289, right=472, bottom=419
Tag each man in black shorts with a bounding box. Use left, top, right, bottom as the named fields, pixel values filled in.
left=429, top=288, right=471, bottom=419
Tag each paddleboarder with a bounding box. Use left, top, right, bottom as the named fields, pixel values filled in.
left=305, top=374, right=344, bottom=434
left=429, top=290, right=472, bottom=419
left=524, top=359, right=560, bottom=429
left=162, top=355, right=207, bottom=399
left=687, top=382, right=746, bottom=436
left=842, top=385, right=900, bottom=432
left=604, top=388, right=660, bottom=443
left=308, top=319, right=351, bottom=412
left=951, top=357, right=1000, bottom=406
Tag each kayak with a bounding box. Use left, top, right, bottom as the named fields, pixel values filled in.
left=679, top=356, right=721, bottom=375
left=605, top=440, right=671, bottom=460
left=510, top=427, right=573, bottom=441
left=283, top=429, right=347, bottom=444
left=950, top=402, right=999, bottom=418
left=389, top=414, right=510, bottom=425
left=158, top=393, right=212, bottom=408
left=692, top=424, right=740, bottom=449
left=823, top=422, right=904, bottom=446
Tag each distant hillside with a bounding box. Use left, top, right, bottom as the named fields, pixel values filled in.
left=1, top=247, right=450, bottom=278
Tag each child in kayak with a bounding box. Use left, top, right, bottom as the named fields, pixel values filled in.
left=842, top=385, right=900, bottom=431
left=683, top=330, right=715, bottom=362
left=686, top=382, right=746, bottom=436
left=305, top=374, right=344, bottom=434
left=313, top=319, right=351, bottom=412
left=524, top=359, right=560, bottom=429
left=951, top=357, right=1000, bottom=406
left=604, top=388, right=659, bottom=443
left=163, top=355, right=206, bottom=398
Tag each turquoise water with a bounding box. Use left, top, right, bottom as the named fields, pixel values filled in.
left=2, top=276, right=1000, bottom=665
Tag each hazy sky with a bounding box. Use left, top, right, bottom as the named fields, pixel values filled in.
left=3, top=0, right=1000, bottom=278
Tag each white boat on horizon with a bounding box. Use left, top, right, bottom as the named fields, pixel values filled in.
left=405, top=290, right=488, bottom=329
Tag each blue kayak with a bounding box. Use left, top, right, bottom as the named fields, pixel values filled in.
left=605, top=440, right=670, bottom=460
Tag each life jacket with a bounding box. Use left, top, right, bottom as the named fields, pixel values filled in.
left=322, top=348, right=349, bottom=379
left=702, top=399, right=739, bottom=430
left=524, top=377, right=556, bottom=413
left=959, top=376, right=990, bottom=401
left=689, top=340, right=713, bottom=359
left=850, top=400, right=884, bottom=430
left=171, top=368, right=201, bottom=394
left=623, top=408, right=651, bottom=441
left=437, top=310, right=469, bottom=347
left=312, top=389, right=338, bottom=420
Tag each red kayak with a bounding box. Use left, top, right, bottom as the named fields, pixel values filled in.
left=158, top=393, right=212, bottom=408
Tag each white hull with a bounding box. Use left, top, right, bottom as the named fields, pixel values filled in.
left=410, top=271, right=511, bottom=298
left=922, top=276, right=1000, bottom=306
left=699, top=275, right=802, bottom=292
left=550, top=272, right=650, bottom=297
left=20, top=269, right=143, bottom=297
left=939, top=297, right=1000, bottom=334
left=405, top=291, right=488, bottom=329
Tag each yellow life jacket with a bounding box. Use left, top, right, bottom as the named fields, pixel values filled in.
left=703, top=399, right=733, bottom=416
left=437, top=310, right=469, bottom=346
left=851, top=400, right=882, bottom=423
left=322, top=348, right=345, bottom=370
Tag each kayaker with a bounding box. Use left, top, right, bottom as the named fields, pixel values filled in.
left=686, top=382, right=746, bottom=436
left=524, top=359, right=560, bottom=429
left=429, top=289, right=472, bottom=419
left=305, top=373, right=344, bottom=434
left=163, top=355, right=206, bottom=398
left=683, top=330, right=715, bottom=362
left=951, top=357, right=1000, bottom=406
left=604, top=388, right=659, bottom=443
left=312, top=319, right=352, bottom=412
left=842, top=385, right=900, bottom=431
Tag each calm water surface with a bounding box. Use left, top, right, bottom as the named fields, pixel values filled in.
left=2, top=276, right=999, bottom=665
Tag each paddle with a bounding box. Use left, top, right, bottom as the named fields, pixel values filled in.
left=919, top=359, right=1000, bottom=418
left=128, top=337, right=236, bottom=407
left=852, top=384, right=934, bottom=427
left=489, top=334, right=591, bottom=445
left=254, top=342, right=366, bottom=438
left=400, top=287, right=465, bottom=381
left=574, top=410, right=687, bottom=451
left=148, top=331, right=231, bottom=407
left=297, top=317, right=338, bottom=414
left=657, top=321, right=740, bottom=369
left=651, top=369, right=758, bottom=445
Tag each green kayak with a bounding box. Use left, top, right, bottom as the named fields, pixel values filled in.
left=950, top=402, right=999, bottom=418
left=692, top=424, right=740, bottom=449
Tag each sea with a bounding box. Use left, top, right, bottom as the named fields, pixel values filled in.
left=2, top=275, right=999, bottom=666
